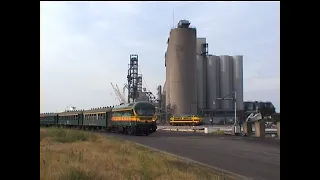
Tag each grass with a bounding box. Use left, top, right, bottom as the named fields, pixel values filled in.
left=214, top=130, right=225, bottom=135
left=40, top=127, right=235, bottom=180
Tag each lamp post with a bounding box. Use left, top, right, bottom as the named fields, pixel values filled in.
left=213, top=90, right=238, bottom=134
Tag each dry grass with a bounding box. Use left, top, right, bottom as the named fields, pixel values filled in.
left=40, top=127, right=235, bottom=180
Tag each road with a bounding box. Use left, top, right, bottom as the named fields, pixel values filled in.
left=101, top=131, right=280, bottom=180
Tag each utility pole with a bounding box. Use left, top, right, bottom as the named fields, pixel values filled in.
left=214, top=90, right=239, bottom=135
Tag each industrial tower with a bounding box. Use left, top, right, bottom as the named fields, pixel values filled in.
left=127, top=54, right=143, bottom=103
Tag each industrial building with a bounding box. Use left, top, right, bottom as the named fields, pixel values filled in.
left=161, top=20, right=244, bottom=124
left=244, top=101, right=276, bottom=115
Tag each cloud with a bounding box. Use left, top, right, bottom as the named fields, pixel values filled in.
left=40, top=1, right=280, bottom=112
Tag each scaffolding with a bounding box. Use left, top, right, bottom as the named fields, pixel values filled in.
left=127, top=54, right=140, bottom=103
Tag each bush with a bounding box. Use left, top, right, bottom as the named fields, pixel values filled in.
left=215, top=130, right=225, bottom=135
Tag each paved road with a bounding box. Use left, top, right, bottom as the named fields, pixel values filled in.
left=101, top=131, right=280, bottom=180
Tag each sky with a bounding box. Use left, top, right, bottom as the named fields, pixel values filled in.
left=40, top=1, right=280, bottom=113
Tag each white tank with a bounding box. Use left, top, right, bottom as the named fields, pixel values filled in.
left=167, top=25, right=197, bottom=116
left=232, top=55, right=244, bottom=110
left=196, top=38, right=207, bottom=110
left=206, top=55, right=220, bottom=109
left=219, top=55, right=233, bottom=110
left=165, top=47, right=170, bottom=108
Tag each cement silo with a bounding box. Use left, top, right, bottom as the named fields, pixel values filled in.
left=165, top=48, right=170, bottom=107
left=163, top=81, right=167, bottom=107
left=167, top=20, right=197, bottom=116
left=219, top=55, right=233, bottom=110
left=206, top=55, right=220, bottom=109
left=196, top=38, right=207, bottom=110
left=232, top=55, right=244, bottom=110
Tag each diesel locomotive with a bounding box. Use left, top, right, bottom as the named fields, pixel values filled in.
left=40, top=101, right=157, bottom=136
left=169, top=115, right=203, bottom=126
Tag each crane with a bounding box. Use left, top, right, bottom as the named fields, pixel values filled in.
left=110, top=82, right=126, bottom=104
left=115, top=84, right=126, bottom=103
left=123, top=84, right=128, bottom=101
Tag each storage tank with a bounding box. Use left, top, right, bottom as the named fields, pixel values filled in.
left=206, top=55, right=220, bottom=109
left=232, top=55, right=244, bottom=110
left=219, top=55, right=233, bottom=110
left=165, top=48, right=170, bottom=108
left=167, top=20, right=197, bottom=116
left=196, top=38, right=207, bottom=110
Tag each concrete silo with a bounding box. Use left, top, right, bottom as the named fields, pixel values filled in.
left=206, top=55, right=220, bottom=109
left=165, top=48, right=170, bottom=108
left=196, top=38, right=207, bottom=111
left=232, top=55, right=244, bottom=110
left=219, top=55, right=233, bottom=110
left=167, top=20, right=197, bottom=116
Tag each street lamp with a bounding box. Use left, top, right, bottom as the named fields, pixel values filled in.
left=213, top=90, right=239, bottom=133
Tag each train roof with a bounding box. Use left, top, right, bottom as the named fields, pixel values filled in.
left=112, top=101, right=154, bottom=111
left=40, top=113, right=58, bottom=117
left=58, top=110, right=83, bottom=116
left=83, top=107, right=112, bottom=114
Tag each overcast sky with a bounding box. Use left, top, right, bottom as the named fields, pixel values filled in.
left=40, top=1, right=280, bottom=113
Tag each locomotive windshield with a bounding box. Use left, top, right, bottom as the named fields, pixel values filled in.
left=134, top=102, right=155, bottom=116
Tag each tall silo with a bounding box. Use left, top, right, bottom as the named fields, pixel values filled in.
left=167, top=20, right=197, bottom=116
left=165, top=49, right=170, bottom=108
left=219, top=55, right=233, bottom=110
left=232, top=55, right=244, bottom=110
left=196, top=38, right=207, bottom=111
left=206, top=55, right=220, bottom=109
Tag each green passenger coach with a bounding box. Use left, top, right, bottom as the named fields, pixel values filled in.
left=40, top=101, right=158, bottom=136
